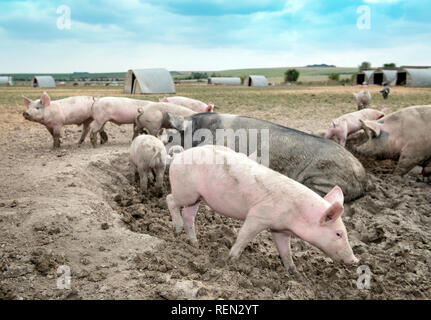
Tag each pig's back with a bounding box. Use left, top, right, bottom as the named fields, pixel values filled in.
left=58, top=96, right=94, bottom=125
left=190, top=113, right=366, bottom=201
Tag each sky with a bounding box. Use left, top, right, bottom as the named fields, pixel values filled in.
left=0, top=0, right=430, bottom=73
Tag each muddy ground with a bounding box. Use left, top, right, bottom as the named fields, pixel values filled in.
left=0, top=85, right=430, bottom=300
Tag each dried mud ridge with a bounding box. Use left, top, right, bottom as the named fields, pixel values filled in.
left=98, top=153, right=430, bottom=299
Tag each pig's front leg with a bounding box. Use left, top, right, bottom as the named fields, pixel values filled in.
left=394, top=145, right=424, bottom=177
left=166, top=194, right=184, bottom=234
left=48, top=126, right=62, bottom=149
left=338, top=123, right=348, bottom=147
left=182, top=202, right=200, bottom=246
left=271, top=231, right=297, bottom=274
left=229, top=212, right=268, bottom=260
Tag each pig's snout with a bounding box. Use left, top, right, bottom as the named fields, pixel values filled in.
left=23, top=111, right=30, bottom=119
left=344, top=255, right=359, bottom=265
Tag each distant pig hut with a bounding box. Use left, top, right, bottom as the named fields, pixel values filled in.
left=372, top=69, right=398, bottom=86
left=396, top=67, right=431, bottom=87
left=208, top=77, right=241, bottom=85
left=32, top=76, right=56, bottom=88
left=245, top=75, right=269, bottom=87
left=0, top=76, right=14, bottom=86
left=124, top=68, right=175, bottom=94
left=354, top=70, right=376, bottom=85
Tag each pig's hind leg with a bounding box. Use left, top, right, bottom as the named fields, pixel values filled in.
left=78, top=119, right=92, bottom=145
left=89, top=119, right=107, bottom=147
left=166, top=194, right=184, bottom=234
left=271, top=231, right=297, bottom=274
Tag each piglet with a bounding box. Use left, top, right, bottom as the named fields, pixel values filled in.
left=89, top=97, right=152, bottom=147
left=353, top=90, right=371, bottom=110
left=129, top=133, right=167, bottom=192
left=167, top=145, right=359, bottom=274
left=325, top=108, right=386, bottom=147
left=22, top=92, right=107, bottom=148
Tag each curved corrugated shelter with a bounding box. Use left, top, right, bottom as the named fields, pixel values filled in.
left=396, top=68, right=431, bottom=87
left=354, top=70, right=375, bottom=85
left=208, top=77, right=241, bottom=85
left=124, top=68, right=175, bottom=94
left=245, top=75, right=268, bottom=87
left=32, top=76, right=56, bottom=88
left=373, top=69, right=398, bottom=86
left=0, top=76, right=13, bottom=86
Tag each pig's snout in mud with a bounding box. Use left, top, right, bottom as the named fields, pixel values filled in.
left=23, top=111, right=30, bottom=119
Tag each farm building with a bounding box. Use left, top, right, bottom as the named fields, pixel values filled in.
left=32, top=76, right=56, bottom=88
left=396, top=67, right=431, bottom=87
left=354, top=70, right=376, bottom=85
left=124, top=68, right=175, bottom=94
left=372, top=69, right=398, bottom=86
left=0, top=76, right=14, bottom=86
left=245, top=75, right=269, bottom=87
left=208, top=77, right=241, bottom=85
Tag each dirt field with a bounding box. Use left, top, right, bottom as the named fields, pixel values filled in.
left=0, top=84, right=430, bottom=300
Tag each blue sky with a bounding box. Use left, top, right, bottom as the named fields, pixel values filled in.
left=0, top=0, right=430, bottom=72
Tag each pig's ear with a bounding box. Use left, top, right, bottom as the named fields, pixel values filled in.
left=206, top=104, right=214, bottom=112
left=166, top=113, right=185, bottom=131
left=22, top=95, right=32, bottom=108
left=40, top=92, right=51, bottom=106
left=320, top=201, right=344, bottom=225
left=360, top=120, right=381, bottom=139
left=332, top=121, right=336, bottom=128
left=324, top=185, right=344, bottom=205
left=160, top=97, right=168, bottom=103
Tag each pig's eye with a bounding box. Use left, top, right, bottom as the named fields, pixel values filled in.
left=336, top=232, right=342, bottom=238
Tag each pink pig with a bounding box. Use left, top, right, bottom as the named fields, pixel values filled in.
left=325, top=108, right=386, bottom=147
left=167, top=145, right=358, bottom=274
left=22, top=92, right=107, bottom=148
left=89, top=97, right=152, bottom=147
left=159, top=96, right=214, bottom=113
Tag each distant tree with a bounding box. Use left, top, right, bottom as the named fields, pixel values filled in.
left=240, top=75, right=248, bottom=85
left=359, top=61, right=371, bottom=70
left=191, top=72, right=208, bottom=79
left=383, top=63, right=396, bottom=68
left=284, top=69, right=300, bottom=82
left=329, top=73, right=340, bottom=81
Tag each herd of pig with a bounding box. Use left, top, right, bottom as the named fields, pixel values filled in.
left=21, top=91, right=431, bottom=275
